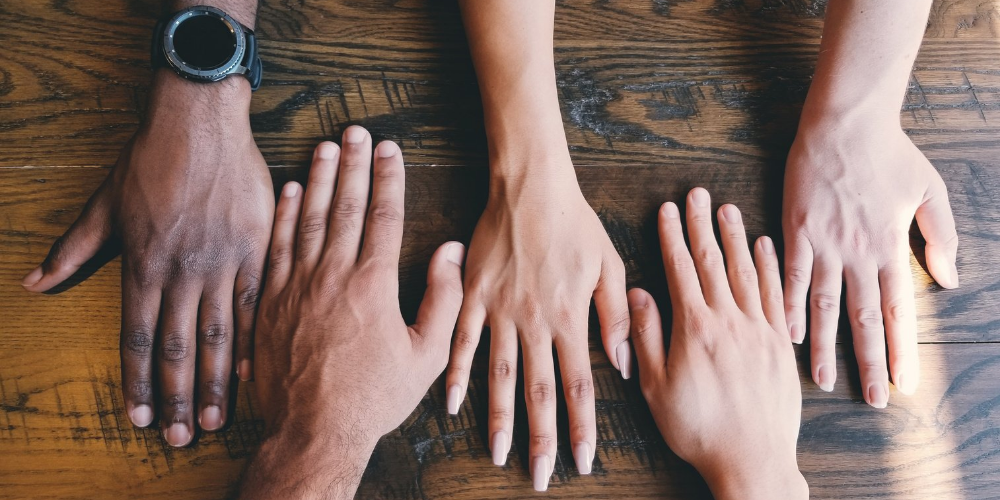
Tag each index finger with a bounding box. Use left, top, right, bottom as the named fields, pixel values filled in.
left=658, top=202, right=704, bottom=310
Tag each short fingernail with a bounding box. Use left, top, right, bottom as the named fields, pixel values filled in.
left=164, top=423, right=192, bottom=447
left=760, top=236, right=774, bottom=255
left=130, top=405, right=153, bottom=428
left=867, top=383, right=888, bottom=409
left=790, top=323, right=804, bottom=344
left=376, top=141, right=399, bottom=158
left=238, top=359, right=253, bottom=382
left=894, top=372, right=916, bottom=395
left=616, top=341, right=631, bottom=380
left=629, top=291, right=647, bottom=309
left=282, top=182, right=299, bottom=198
left=573, top=442, right=593, bottom=475
left=722, top=204, right=741, bottom=223
left=316, top=141, right=339, bottom=160
left=662, top=202, right=679, bottom=219
left=816, top=365, right=835, bottom=392
left=344, top=126, right=367, bottom=144
left=532, top=455, right=551, bottom=492
left=947, top=263, right=960, bottom=289
left=200, top=405, right=223, bottom=431
left=446, top=384, right=462, bottom=415
left=691, top=187, right=709, bottom=207
left=491, top=431, right=509, bottom=466
left=446, top=242, right=465, bottom=266
left=22, top=266, right=43, bottom=288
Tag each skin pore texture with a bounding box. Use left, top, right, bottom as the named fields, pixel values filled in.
left=630, top=188, right=808, bottom=500
left=783, top=0, right=958, bottom=407
left=239, top=129, right=465, bottom=499
left=445, top=1, right=631, bottom=490
left=22, top=0, right=270, bottom=446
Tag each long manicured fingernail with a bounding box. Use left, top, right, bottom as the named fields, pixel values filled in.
left=237, top=359, right=253, bottom=382
left=376, top=141, right=398, bottom=158
left=164, top=423, right=192, bottom=447
left=130, top=405, right=153, bottom=428
left=491, top=431, right=509, bottom=466
left=446, top=242, right=465, bottom=266
left=200, top=405, right=223, bottom=431
left=867, top=383, right=888, bottom=409
left=574, top=442, right=593, bottom=475
left=532, top=455, right=551, bottom=492
left=316, top=141, right=339, bottom=160
left=283, top=182, right=299, bottom=198
left=691, top=187, right=709, bottom=207
left=616, top=341, right=631, bottom=380
left=790, top=324, right=804, bottom=344
left=816, top=365, right=835, bottom=392
left=760, top=236, right=774, bottom=255
left=446, top=384, right=462, bottom=415
left=662, top=202, right=679, bottom=219
left=22, top=266, right=43, bottom=288
left=344, top=126, right=367, bottom=144
left=722, top=204, right=741, bottom=223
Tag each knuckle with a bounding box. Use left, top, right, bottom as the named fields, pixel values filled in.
left=886, top=302, right=910, bottom=322
left=786, top=266, right=810, bottom=286
left=666, top=253, right=695, bottom=274
left=694, top=247, right=723, bottom=267
left=565, top=377, right=593, bottom=401
left=453, top=329, right=480, bottom=352
left=128, top=379, right=153, bottom=399
left=164, top=394, right=192, bottom=413
left=123, top=328, right=154, bottom=357
left=332, top=197, right=365, bottom=218
left=606, top=309, right=631, bottom=336
left=199, top=323, right=230, bottom=347
left=161, top=332, right=193, bottom=362
left=530, top=434, right=555, bottom=450
left=202, top=379, right=227, bottom=397
left=490, top=407, right=513, bottom=423
left=811, top=293, right=840, bottom=313
left=237, top=274, right=262, bottom=311
left=853, top=307, right=884, bottom=329
left=732, top=265, right=757, bottom=284
left=297, top=215, right=328, bottom=238
left=491, top=359, right=515, bottom=381
left=631, top=317, right=661, bottom=347
left=527, top=382, right=555, bottom=405
left=269, top=246, right=293, bottom=268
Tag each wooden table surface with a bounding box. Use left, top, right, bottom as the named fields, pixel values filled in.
left=2, top=0, right=1000, bottom=498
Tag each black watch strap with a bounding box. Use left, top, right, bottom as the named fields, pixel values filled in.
left=150, top=13, right=262, bottom=91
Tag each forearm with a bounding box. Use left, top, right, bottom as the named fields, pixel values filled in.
left=169, top=0, right=258, bottom=29
left=459, top=0, right=571, bottom=182
left=802, top=0, right=932, bottom=127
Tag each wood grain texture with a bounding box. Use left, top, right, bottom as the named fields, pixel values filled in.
left=1, top=0, right=999, bottom=498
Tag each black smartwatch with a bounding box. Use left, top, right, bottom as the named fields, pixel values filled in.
left=151, top=6, right=262, bottom=90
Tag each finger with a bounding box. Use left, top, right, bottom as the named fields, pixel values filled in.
left=264, top=182, right=303, bottom=296
left=445, top=296, right=486, bottom=416
left=295, top=142, right=341, bottom=268
left=158, top=287, right=201, bottom=447
left=685, top=188, right=730, bottom=306
left=120, top=270, right=160, bottom=428
left=23, top=180, right=112, bottom=292
left=717, top=204, right=761, bottom=315
left=521, top=331, right=557, bottom=492
left=487, top=323, right=518, bottom=468
left=754, top=237, right=787, bottom=334
left=782, top=231, right=814, bottom=343
left=410, top=242, right=466, bottom=381
left=360, top=141, right=405, bottom=266
left=658, top=201, right=704, bottom=310
left=845, top=264, right=890, bottom=409
left=915, top=175, right=959, bottom=289
left=880, top=258, right=919, bottom=395
left=553, top=328, right=596, bottom=476
left=197, top=281, right=235, bottom=432
left=234, top=251, right=265, bottom=383
left=324, top=125, right=373, bottom=266
left=595, top=252, right=631, bottom=379
left=627, top=288, right=666, bottom=387
left=809, top=257, right=842, bottom=393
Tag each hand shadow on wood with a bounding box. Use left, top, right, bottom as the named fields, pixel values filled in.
left=41, top=241, right=121, bottom=295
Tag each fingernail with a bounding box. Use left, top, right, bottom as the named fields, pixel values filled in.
left=316, top=141, right=339, bottom=160
left=130, top=405, right=153, bottom=428
left=344, top=126, right=367, bottom=144
left=446, top=242, right=465, bottom=266
left=532, top=455, right=551, bottom=492
left=616, top=341, right=631, bottom=380
left=237, top=359, right=252, bottom=382
left=574, top=442, right=593, bottom=475
left=662, top=202, right=679, bottom=219
left=491, top=431, right=509, bottom=466
left=790, top=324, right=804, bottom=344
left=200, top=405, right=223, bottom=431
left=691, top=187, right=709, bottom=207
left=867, top=383, right=888, bottom=409
left=22, top=266, right=43, bottom=288
left=816, top=365, right=835, bottom=392
left=282, top=182, right=299, bottom=198
left=760, top=236, right=774, bottom=255
left=446, top=384, right=462, bottom=415
left=629, top=291, right=647, bottom=309
left=722, top=204, right=741, bottom=223
left=894, top=372, right=916, bottom=395
left=164, top=423, right=192, bottom=447
left=376, top=141, right=398, bottom=158
left=947, top=263, right=960, bottom=289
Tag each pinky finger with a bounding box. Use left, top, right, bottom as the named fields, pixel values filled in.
left=755, top=236, right=787, bottom=335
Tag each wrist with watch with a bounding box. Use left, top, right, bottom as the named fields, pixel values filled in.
left=151, top=5, right=263, bottom=90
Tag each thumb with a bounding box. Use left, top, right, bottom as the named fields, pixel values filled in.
left=915, top=175, right=959, bottom=289
left=23, top=181, right=113, bottom=292
left=410, top=242, right=466, bottom=366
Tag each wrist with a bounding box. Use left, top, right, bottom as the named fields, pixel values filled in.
left=147, top=68, right=252, bottom=121
left=698, top=455, right=808, bottom=500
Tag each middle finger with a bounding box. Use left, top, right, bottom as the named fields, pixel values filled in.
left=158, top=286, right=200, bottom=447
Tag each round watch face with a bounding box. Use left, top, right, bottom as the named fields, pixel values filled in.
left=163, top=6, right=246, bottom=81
